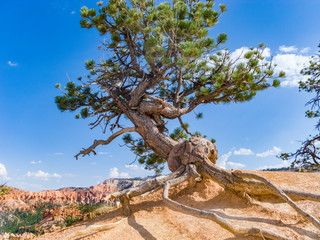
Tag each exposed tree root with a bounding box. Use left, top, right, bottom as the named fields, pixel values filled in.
left=232, top=171, right=320, bottom=229
left=102, top=160, right=320, bottom=240
left=104, top=165, right=185, bottom=202
left=71, top=142, right=320, bottom=240
left=62, top=217, right=127, bottom=240
left=282, top=189, right=320, bottom=202
left=200, top=159, right=320, bottom=203
left=162, top=173, right=290, bottom=240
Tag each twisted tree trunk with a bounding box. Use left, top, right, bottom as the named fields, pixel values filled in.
left=102, top=105, right=320, bottom=239
left=75, top=98, right=320, bottom=239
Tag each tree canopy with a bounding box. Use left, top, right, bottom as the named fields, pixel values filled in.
left=54, top=2, right=320, bottom=239
left=280, top=43, right=320, bottom=171
left=55, top=0, right=284, bottom=173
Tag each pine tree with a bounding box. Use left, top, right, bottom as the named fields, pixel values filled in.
left=56, top=0, right=283, bottom=172
left=56, top=2, right=320, bottom=239
left=280, top=43, right=320, bottom=171
left=0, top=183, right=9, bottom=195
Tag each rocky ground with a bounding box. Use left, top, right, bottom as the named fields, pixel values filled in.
left=27, top=170, right=320, bottom=240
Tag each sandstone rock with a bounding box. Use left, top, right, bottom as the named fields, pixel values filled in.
left=0, top=178, right=143, bottom=212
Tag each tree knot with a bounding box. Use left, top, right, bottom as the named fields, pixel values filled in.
left=167, top=136, right=218, bottom=172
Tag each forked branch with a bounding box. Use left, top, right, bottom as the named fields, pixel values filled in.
left=75, top=127, right=136, bottom=159
left=104, top=165, right=185, bottom=201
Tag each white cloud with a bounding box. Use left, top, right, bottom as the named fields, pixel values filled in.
left=300, top=47, right=311, bottom=54
left=91, top=162, right=97, bottom=165
left=262, top=47, right=272, bottom=58
left=26, top=170, right=61, bottom=181
left=216, top=151, right=246, bottom=170
left=273, top=53, right=310, bottom=87
left=256, top=146, right=282, bottom=158
left=53, top=152, right=64, bottom=156
left=108, top=167, right=130, bottom=178
left=230, top=47, right=271, bottom=60
left=63, top=173, right=77, bottom=178
left=279, top=45, right=298, bottom=53
left=30, top=160, right=42, bottom=164
left=0, top=163, right=8, bottom=178
left=125, top=164, right=143, bottom=170
left=228, top=47, right=271, bottom=67
left=109, top=167, right=119, bottom=178
left=227, top=161, right=245, bottom=169
left=98, top=152, right=109, bottom=155
left=125, top=164, right=153, bottom=177
left=229, top=46, right=311, bottom=88
left=8, top=61, right=18, bottom=67
left=257, top=160, right=290, bottom=170
left=98, top=152, right=112, bottom=157
left=120, top=172, right=130, bottom=178
left=70, top=11, right=76, bottom=15
left=233, top=148, right=254, bottom=156
left=216, top=151, right=232, bottom=169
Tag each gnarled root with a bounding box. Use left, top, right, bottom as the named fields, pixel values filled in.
left=62, top=217, right=127, bottom=240
left=201, top=159, right=320, bottom=203
left=103, top=165, right=186, bottom=215
left=162, top=173, right=289, bottom=240
left=232, top=171, right=320, bottom=229
left=100, top=149, right=320, bottom=240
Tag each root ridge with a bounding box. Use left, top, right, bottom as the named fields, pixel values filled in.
left=72, top=161, right=320, bottom=240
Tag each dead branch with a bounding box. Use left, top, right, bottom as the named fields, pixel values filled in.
left=178, top=116, right=193, bottom=136
left=144, top=94, right=174, bottom=109
left=104, top=165, right=185, bottom=201
left=75, top=127, right=136, bottom=159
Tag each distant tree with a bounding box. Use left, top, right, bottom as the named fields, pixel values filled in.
left=0, top=183, right=9, bottom=195
left=56, top=1, right=320, bottom=238
left=280, top=43, right=320, bottom=171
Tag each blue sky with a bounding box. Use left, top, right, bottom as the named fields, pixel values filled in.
left=1, top=0, right=320, bottom=191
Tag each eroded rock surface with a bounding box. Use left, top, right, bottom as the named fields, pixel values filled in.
left=168, top=136, right=218, bottom=171
left=0, top=179, right=143, bottom=211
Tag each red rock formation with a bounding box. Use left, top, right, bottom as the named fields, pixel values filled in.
left=0, top=179, right=143, bottom=211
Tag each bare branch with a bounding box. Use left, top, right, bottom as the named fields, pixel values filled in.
left=178, top=116, right=193, bottom=136
left=104, top=165, right=185, bottom=201
left=144, top=94, right=174, bottom=109
left=75, top=127, right=136, bottom=159
left=66, top=72, right=71, bottom=82
left=174, top=69, right=183, bottom=106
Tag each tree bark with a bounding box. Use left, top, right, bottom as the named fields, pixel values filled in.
left=99, top=86, right=320, bottom=239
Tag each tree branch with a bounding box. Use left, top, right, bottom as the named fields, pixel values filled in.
left=129, top=75, right=163, bottom=108
left=75, top=127, right=136, bottom=159
left=178, top=116, right=193, bottom=136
